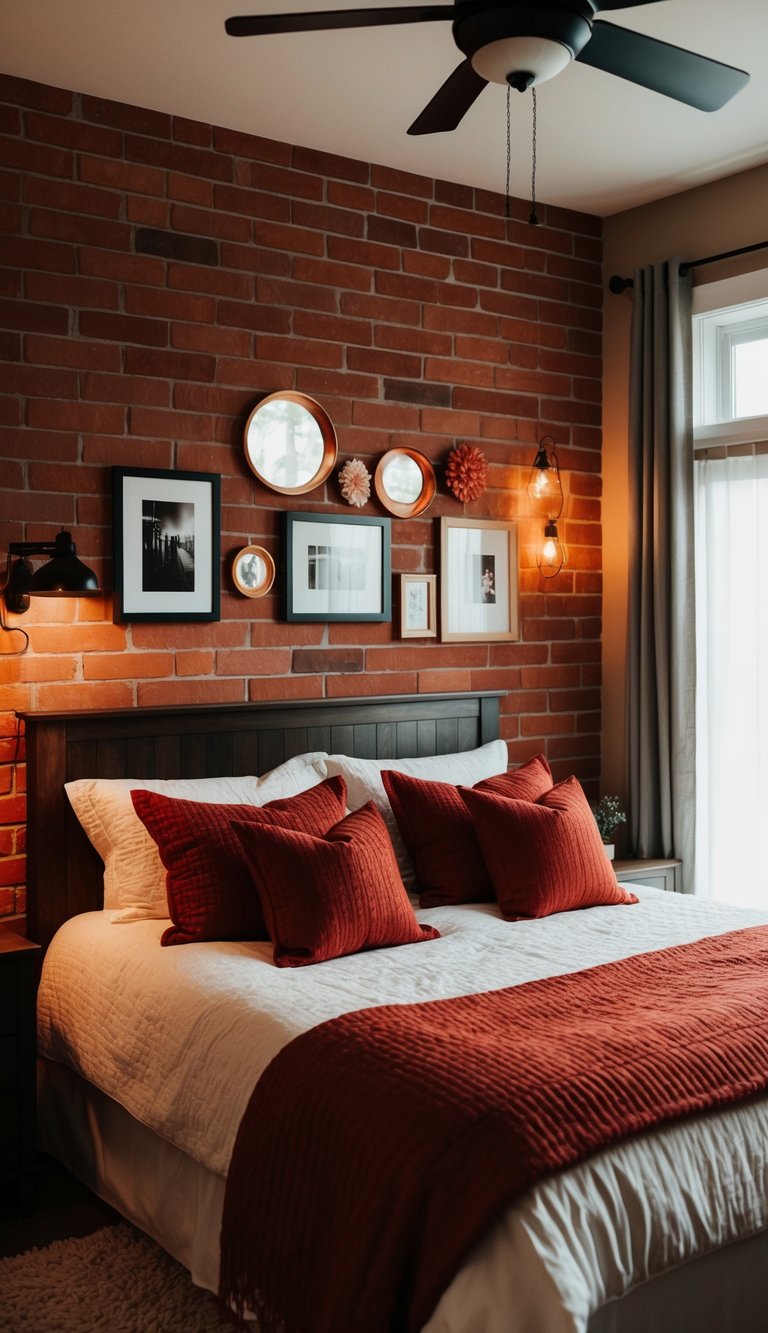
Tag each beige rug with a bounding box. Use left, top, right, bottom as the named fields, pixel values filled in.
left=0, top=1223, right=238, bottom=1332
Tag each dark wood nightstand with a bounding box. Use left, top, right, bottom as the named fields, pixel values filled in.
left=613, top=858, right=682, bottom=893
left=0, top=929, right=41, bottom=1214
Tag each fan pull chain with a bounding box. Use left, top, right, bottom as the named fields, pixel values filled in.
left=529, top=86, right=539, bottom=226
left=505, top=84, right=511, bottom=220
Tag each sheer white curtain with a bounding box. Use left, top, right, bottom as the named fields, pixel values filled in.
left=694, top=446, right=768, bottom=905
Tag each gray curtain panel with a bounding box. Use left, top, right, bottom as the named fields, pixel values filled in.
left=626, top=260, right=695, bottom=890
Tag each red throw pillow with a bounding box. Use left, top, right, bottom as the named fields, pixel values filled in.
left=232, top=802, right=441, bottom=968
left=382, top=754, right=553, bottom=908
left=131, top=777, right=347, bottom=946
left=460, top=776, right=638, bottom=919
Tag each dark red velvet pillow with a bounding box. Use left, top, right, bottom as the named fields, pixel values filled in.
left=460, top=775, right=638, bottom=920
left=232, top=802, right=441, bottom=968
left=382, top=754, right=553, bottom=908
left=131, top=776, right=347, bottom=946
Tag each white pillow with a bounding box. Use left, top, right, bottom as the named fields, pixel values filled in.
left=66, top=752, right=329, bottom=922
left=324, top=740, right=508, bottom=888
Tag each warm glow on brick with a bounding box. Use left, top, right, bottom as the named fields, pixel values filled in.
left=0, top=71, right=604, bottom=926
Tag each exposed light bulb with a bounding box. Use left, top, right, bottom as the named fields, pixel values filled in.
left=537, top=520, right=566, bottom=579
left=527, top=438, right=564, bottom=521
left=531, top=470, right=560, bottom=502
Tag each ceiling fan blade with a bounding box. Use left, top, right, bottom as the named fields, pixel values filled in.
left=407, top=59, right=488, bottom=135
left=577, top=21, right=750, bottom=111
left=226, top=6, right=453, bottom=37
left=595, top=1, right=670, bottom=10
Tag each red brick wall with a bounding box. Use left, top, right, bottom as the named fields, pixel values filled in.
left=0, top=74, right=603, bottom=925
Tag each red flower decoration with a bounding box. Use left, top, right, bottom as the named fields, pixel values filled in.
left=445, top=443, right=488, bottom=503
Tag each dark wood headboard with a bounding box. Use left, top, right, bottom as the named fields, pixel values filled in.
left=21, top=691, right=503, bottom=950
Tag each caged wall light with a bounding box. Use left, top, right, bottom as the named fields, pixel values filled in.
left=527, top=437, right=566, bottom=579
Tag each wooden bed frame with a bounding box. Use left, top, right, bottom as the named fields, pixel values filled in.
left=21, top=691, right=502, bottom=950
left=23, top=689, right=768, bottom=1332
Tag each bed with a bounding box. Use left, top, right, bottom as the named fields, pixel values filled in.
left=22, top=691, right=768, bottom=1333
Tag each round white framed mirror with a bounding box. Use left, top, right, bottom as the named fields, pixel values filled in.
left=243, top=392, right=337, bottom=495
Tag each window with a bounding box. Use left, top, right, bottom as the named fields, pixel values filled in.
left=693, top=275, right=768, bottom=444
left=693, top=276, right=768, bottom=908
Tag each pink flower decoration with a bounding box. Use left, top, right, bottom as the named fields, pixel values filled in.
left=339, top=458, right=371, bottom=508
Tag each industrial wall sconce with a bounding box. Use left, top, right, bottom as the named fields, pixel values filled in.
left=527, top=436, right=566, bottom=579
left=1, top=530, right=99, bottom=655
left=539, top=519, right=567, bottom=579
left=527, top=436, right=563, bottom=518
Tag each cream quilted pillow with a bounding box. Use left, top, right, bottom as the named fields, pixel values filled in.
left=66, top=752, right=329, bottom=922
left=324, top=740, right=508, bottom=888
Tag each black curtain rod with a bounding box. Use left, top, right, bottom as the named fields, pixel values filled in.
left=608, top=239, right=768, bottom=294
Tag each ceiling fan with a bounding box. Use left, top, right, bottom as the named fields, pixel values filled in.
left=225, top=0, right=750, bottom=135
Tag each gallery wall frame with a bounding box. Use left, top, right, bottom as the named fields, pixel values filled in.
left=231, top=544, right=276, bottom=598
left=113, top=467, right=220, bottom=623
left=283, top=511, right=391, bottom=623
left=439, top=517, right=519, bottom=642
left=400, top=573, right=437, bottom=638
left=374, top=448, right=436, bottom=519
left=243, top=391, right=337, bottom=495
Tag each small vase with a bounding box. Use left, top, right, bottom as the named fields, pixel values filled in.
left=602, top=842, right=615, bottom=861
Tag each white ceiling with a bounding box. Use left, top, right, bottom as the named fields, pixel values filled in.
left=4, top=0, right=768, bottom=216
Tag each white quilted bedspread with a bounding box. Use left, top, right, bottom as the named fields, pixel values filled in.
left=37, top=888, right=768, bottom=1333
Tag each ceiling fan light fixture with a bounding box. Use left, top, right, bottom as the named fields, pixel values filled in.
left=470, top=36, right=572, bottom=88
left=227, top=2, right=752, bottom=135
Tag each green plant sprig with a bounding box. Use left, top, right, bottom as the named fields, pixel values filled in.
left=592, top=795, right=627, bottom=842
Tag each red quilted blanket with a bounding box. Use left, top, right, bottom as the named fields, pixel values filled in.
left=220, top=925, right=768, bottom=1333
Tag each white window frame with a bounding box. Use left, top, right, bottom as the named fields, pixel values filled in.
left=693, top=272, right=768, bottom=449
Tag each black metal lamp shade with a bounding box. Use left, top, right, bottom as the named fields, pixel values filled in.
left=4, top=531, right=99, bottom=613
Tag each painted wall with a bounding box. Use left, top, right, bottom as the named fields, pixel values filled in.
left=0, top=73, right=604, bottom=926
left=602, top=160, right=768, bottom=808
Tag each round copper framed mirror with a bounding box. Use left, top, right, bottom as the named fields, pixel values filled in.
left=374, top=448, right=436, bottom=519
left=243, top=392, right=337, bottom=496
left=231, top=545, right=276, bottom=598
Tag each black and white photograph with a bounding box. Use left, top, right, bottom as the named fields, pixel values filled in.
left=236, top=551, right=263, bottom=591
left=307, top=543, right=366, bottom=593
left=440, top=518, right=518, bottom=642
left=284, top=512, right=391, bottom=622
left=142, top=499, right=195, bottom=594
left=114, top=467, right=220, bottom=622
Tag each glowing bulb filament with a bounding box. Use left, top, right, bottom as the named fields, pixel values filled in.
left=527, top=438, right=564, bottom=521
left=532, top=471, right=558, bottom=500
left=537, top=520, right=566, bottom=579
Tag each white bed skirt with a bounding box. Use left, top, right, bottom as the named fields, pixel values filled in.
left=38, top=1057, right=768, bottom=1333
left=38, top=1057, right=226, bottom=1296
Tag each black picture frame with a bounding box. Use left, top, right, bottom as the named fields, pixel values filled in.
left=113, top=466, right=221, bottom=622
left=283, top=511, right=391, bottom=622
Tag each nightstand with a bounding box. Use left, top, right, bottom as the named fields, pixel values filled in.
left=0, top=929, right=41, bottom=1214
left=613, top=858, right=682, bottom=893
